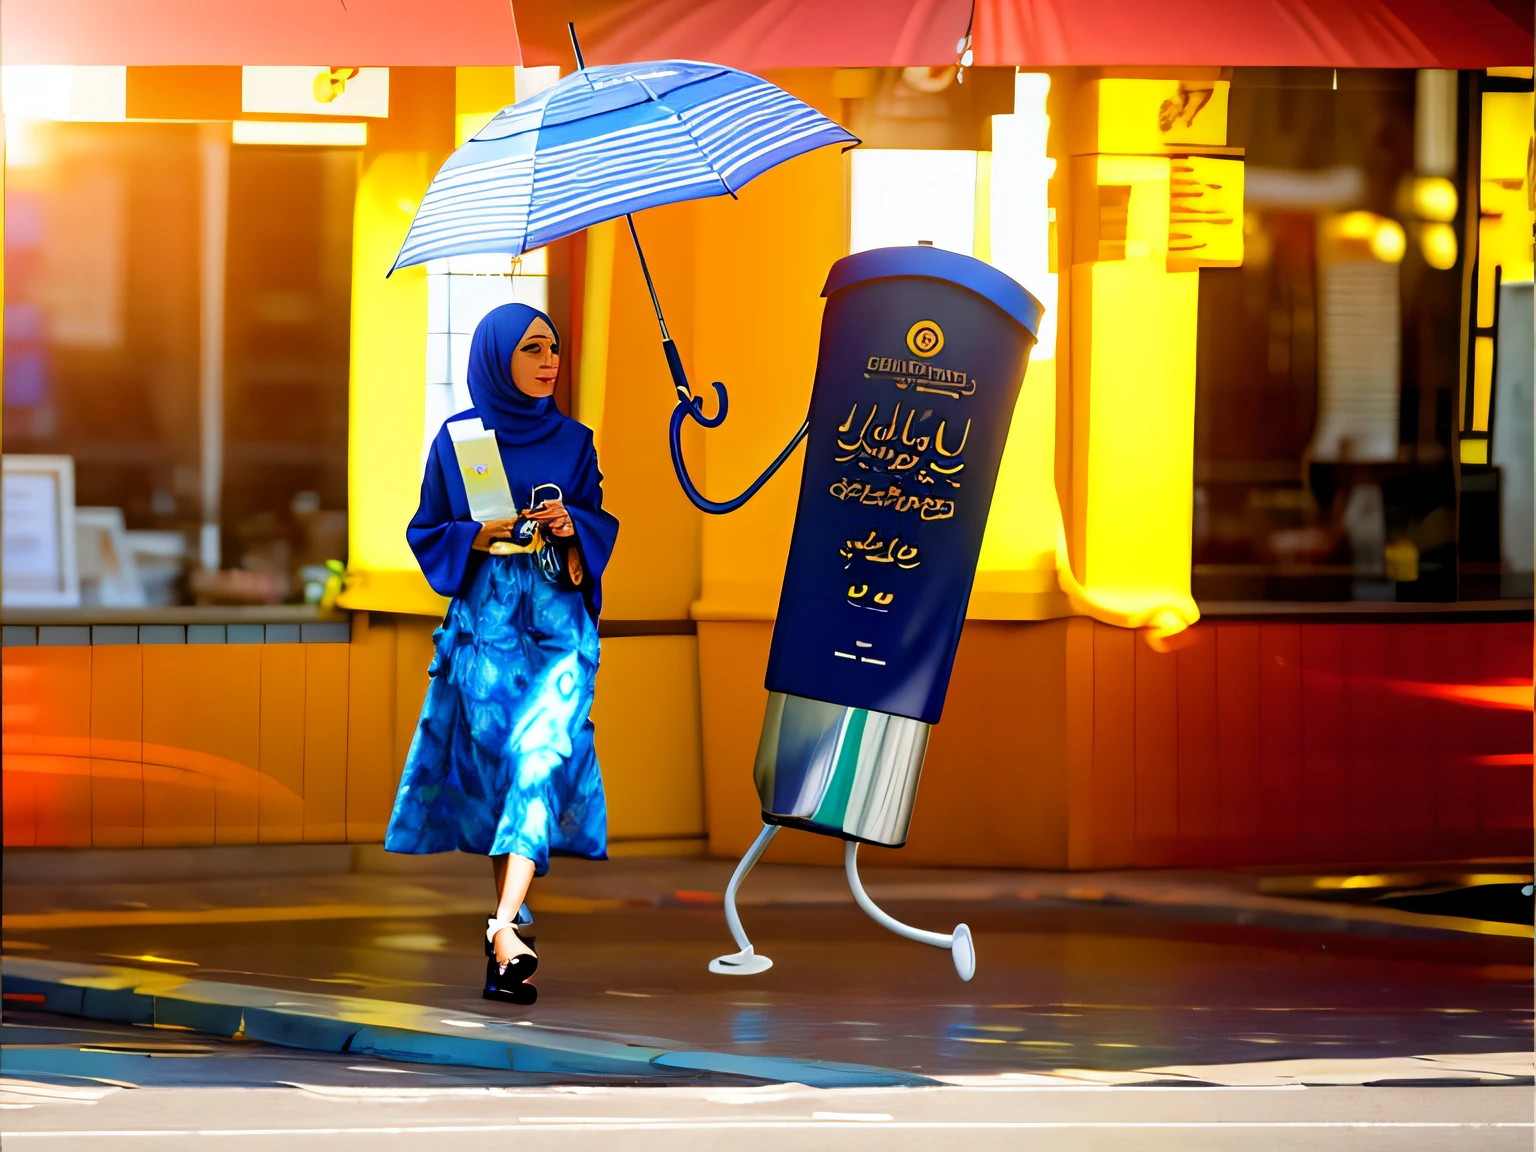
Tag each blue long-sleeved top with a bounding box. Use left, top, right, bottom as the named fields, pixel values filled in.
left=408, top=409, right=620, bottom=619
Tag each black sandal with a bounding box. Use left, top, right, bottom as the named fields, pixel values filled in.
left=482, top=914, right=538, bottom=1004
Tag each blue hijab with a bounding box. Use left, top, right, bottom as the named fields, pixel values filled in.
left=466, top=303, right=564, bottom=446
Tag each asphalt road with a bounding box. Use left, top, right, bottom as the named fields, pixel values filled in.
left=2, top=1080, right=1532, bottom=1152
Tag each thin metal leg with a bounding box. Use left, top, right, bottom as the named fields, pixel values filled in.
left=708, top=823, right=779, bottom=975
left=845, top=841, right=976, bottom=981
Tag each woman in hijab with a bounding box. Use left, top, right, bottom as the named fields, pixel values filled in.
left=385, top=302, right=619, bottom=1006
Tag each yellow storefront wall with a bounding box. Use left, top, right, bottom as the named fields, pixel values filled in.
left=4, top=68, right=1241, bottom=863
left=323, top=66, right=1239, bottom=869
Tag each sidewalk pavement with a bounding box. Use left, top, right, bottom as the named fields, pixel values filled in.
left=2, top=956, right=930, bottom=1088
left=5, top=845, right=1529, bottom=941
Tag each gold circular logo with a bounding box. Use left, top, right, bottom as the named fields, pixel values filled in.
left=905, top=319, right=944, bottom=358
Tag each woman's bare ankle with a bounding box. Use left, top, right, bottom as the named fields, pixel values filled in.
left=493, top=925, right=533, bottom=966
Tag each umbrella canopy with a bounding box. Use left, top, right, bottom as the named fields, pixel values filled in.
left=391, top=60, right=857, bottom=273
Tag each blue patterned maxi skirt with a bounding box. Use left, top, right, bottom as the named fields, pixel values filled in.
left=384, top=553, right=607, bottom=875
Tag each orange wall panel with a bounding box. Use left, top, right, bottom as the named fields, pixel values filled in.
left=1256, top=624, right=1302, bottom=862
left=90, top=645, right=143, bottom=848
left=3, top=648, right=92, bottom=848
left=1175, top=628, right=1220, bottom=860
left=1299, top=624, right=1346, bottom=858
left=697, top=621, right=810, bottom=859
left=1133, top=639, right=1179, bottom=865
left=346, top=614, right=398, bottom=841
left=393, top=618, right=436, bottom=776
left=1088, top=623, right=1136, bottom=867
left=1342, top=624, right=1392, bottom=862
left=141, top=762, right=216, bottom=847
left=3, top=759, right=37, bottom=846
left=29, top=755, right=94, bottom=848
left=910, top=621, right=1073, bottom=869
left=1385, top=624, right=1437, bottom=857
left=1063, top=617, right=1094, bottom=867
left=303, top=643, right=351, bottom=842
left=142, top=645, right=261, bottom=846
left=592, top=635, right=707, bottom=841
left=1215, top=624, right=1261, bottom=863
left=259, top=644, right=306, bottom=843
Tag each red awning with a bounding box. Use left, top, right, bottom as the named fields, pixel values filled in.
left=974, top=0, right=1535, bottom=69
left=518, top=0, right=1533, bottom=70
left=1, top=0, right=522, bottom=66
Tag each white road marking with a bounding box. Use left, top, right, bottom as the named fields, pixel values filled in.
left=6, top=1121, right=1532, bottom=1137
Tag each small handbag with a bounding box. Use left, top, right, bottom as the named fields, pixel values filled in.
left=524, top=484, right=583, bottom=592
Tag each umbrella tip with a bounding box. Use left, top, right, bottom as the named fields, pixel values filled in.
left=568, top=21, right=587, bottom=70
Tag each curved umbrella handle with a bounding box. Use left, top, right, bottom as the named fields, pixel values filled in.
left=662, top=338, right=808, bottom=514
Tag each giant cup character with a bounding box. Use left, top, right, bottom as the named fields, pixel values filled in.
left=708, top=246, right=1042, bottom=980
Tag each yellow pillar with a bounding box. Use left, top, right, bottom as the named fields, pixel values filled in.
left=1061, top=76, right=1243, bottom=636
left=339, top=69, right=456, bottom=615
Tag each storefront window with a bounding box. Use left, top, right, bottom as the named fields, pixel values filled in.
left=1193, top=68, right=1534, bottom=603
left=2, top=111, right=357, bottom=607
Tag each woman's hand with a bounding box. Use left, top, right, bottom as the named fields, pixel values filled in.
left=522, top=500, right=575, bottom=537
left=472, top=518, right=519, bottom=551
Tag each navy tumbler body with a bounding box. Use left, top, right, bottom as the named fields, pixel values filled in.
left=757, top=245, right=1042, bottom=844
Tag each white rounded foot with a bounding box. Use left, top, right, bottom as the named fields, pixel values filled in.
left=951, top=923, right=976, bottom=981
left=709, top=947, right=774, bottom=976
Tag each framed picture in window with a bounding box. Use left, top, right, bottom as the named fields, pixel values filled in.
left=3, top=454, right=80, bottom=607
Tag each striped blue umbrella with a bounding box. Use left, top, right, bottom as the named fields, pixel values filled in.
left=391, top=60, right=857, bottom=272
left=393, top=34, right=860, bottom=514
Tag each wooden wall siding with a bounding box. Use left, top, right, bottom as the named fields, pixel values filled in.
left=1117, top=621, right=1532, bottom=868
left=2, top=647, right=93, bottom=848
left=5, top=617, right=1527, bottom=863
left=301, top=644, right=350, bottom=842
left=140, top=647, right=256, bottom=847
left=89, top=645, right=144, bottom=848
left=258, top=644, right=307, bottom=843
left=5, top=642, right=349, bottom=849
left=345, top=613, right=399, bottom=842
left=698, top=617, right=1532, bottom=870
left=3, top=613, right=709, bottom=850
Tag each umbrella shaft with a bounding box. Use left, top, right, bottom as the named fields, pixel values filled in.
left=625, top=213, right=672, bottom=343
